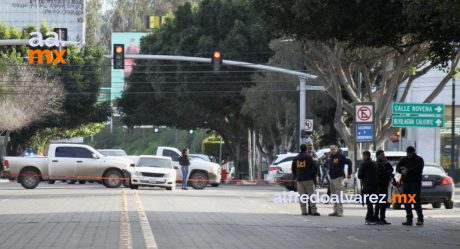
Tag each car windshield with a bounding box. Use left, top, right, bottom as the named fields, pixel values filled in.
left=423, top=166, right=445, bottom=175
left=273, top=156, right=296, bottom=165
left=100, top=150, right=127, bottom=156
left=137, top=158, right=172, bottom=168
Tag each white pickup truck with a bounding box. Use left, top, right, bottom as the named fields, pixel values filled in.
left=156, top=146, right=221, bottom=189
left=2, top=144, right=132, bottom=189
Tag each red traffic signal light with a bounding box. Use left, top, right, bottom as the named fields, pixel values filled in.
left=211, top=50, right=222, bottom=72
left=213, top=51, right=222, bottom=60
left=113, top=44, right=125, bottom=69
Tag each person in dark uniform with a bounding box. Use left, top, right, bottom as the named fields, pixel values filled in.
left=291, top=144, right=320, bottom=216
left=375, top=150, right=394, bottom=225
left=327, top=145, right=353, bottom=217
left=306, top=141, right=319, bottom=188
left=358, top=151, right=377, bottom=225
left=396, top=146, right=424, bottom=226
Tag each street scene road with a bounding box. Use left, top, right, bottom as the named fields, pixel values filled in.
left=2, top=1, right=460, bottom=249
left=1, top=181, right=459, bottom=249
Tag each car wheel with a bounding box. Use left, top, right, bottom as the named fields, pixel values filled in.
left=432, top=202, right=442, bottom=209
left=444, top=200, right=454, bottom=209
left=79, top=180, right=86, bottom=184
left=19, top=169, right=41, bottom=189
left=122, top=179, right=130, bottom=188
left=392, top=203, right=402, bottom=210
left=166, top=185, right=175, bottom=191
left=103, top=170, right=123, bottom=188
left=48, top=180, right=56, bottom=184
left=210, top=183, right=220, bottom=187
left=130, top=184, right=138, bottom=190
left=190, top=171, right=208, bottom=190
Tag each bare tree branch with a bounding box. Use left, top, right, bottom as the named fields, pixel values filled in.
left=0, top=65, right=64, bottom=134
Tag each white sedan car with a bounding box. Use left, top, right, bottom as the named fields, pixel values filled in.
left=128, top=156, right=177, bottom=190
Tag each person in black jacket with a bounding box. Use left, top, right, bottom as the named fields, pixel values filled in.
left=291, top=144, right=320, bottom=216
left=306, top=141, right=319, bottom=188
left=358, top=151, right=377, bottom=224
left=375, top=150, right=394, bottom=225
left=396, top=146, right=424, bottom=226
left=178, top=148, right=191, bottom=190
left=327, top=145, right=353, bottom=217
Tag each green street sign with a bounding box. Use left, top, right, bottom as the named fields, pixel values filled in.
left=391, top=116, right=444, bottom=128
left=98, top=88, right=111, bottom=102
left=392, top=103, right=444, bottom=115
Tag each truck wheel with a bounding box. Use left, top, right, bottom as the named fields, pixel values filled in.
left=122, top=179, right=130, bottom=188
left=432, top=202, right=442, bottom=209
left=48, top=180, right=56, bottom=184
left=78, top=180, right=86, bottom=184
left=19, top=170, right=40, bottom=189
left=103, top=170, right=123, bottom=188
left=130, top=184, right=138, bottom=190
left=67, top=180, right=76, bottom=184
left=210, top=183, right=220, bottom=187
left=445, top=200, right=454, bottom=209
left=190, top=171, right=208, bottom=190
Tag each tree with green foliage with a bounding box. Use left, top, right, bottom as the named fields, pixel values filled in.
left=0, top=23, right=112, bottom=155
left=254, top=0, right=460, bottom=158
left=118, top=0, right=273, bottom=172
left=85, top=0, right=102, bottom=46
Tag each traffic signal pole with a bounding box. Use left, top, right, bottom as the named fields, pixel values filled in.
left=114, top=54, right=319, bottom=148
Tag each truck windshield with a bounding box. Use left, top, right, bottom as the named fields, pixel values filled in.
left=137, top=158, right=172, bottom=168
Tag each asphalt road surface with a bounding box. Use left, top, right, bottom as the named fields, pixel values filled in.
left=0, top=180, right=459, bottom=249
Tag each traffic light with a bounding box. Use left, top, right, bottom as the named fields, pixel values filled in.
left=113, top=44, right=125, bottom=69
left=211, top=50, right=222, bottom=72
left=395, top=128, right=406, bottom=137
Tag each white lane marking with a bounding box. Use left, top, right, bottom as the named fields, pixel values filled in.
left=134, top=190, right=158, bottom=249
left=120, top=190, right=132, bottom=249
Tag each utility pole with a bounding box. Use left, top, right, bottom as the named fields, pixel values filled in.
left=451, top=77, right=456, bottom=179
left=299, top=77, right=307, bottom=147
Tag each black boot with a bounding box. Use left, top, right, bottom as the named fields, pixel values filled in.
left=402, top=220, right=413, bottom=226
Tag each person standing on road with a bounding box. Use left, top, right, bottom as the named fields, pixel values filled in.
left=306, top=141, right=320, bottom=188
left=291, top=144, right=320, bottom=216
left=375, top=150, right=394, bottom=225
left=327, top=145, right=353, bottom=217
left=319, top=153, right=330, bottom=187
left=358, top=151, right=378, bottom=225
left=396, top=146, right=425, bottom=226
left=178, top=148, right=191, bottom=190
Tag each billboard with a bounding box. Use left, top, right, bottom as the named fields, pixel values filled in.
left=0, top=0, right=85, bottom=43
left=111, top=32, right=148, bottom=101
